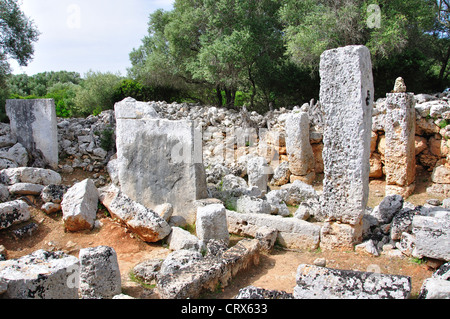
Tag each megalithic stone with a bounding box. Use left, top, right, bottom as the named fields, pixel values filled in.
left=5, top=99, right=58, bottom=169
left=384, top=92, right=416, bottom=197
left=319, top=45, right=374, bottom=226
left=285, top=111, right=315, bottom=180
left=114, top=98, right=207, bottom=224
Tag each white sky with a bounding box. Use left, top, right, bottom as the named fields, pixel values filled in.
left=9, top=0, right=174, bottom=77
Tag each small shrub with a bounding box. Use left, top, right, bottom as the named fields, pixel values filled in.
left=100, top=126, right=115, bottom=152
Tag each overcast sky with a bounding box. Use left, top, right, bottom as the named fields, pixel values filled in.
left=10, top=0, right=174, bottom=77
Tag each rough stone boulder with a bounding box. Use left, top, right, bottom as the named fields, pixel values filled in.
left=294, top=264, right=411, bottom=299
left=418, top=262, right=450, bottom=299
left=227, top=210, right=320, bottom=250
left=0, top=167, right=61, bottom=186
left=236, top=195, right=272, bottom=215
left=412, top=211, right=450, bottom=261
left=247, top=156, right=269, bottom=194
left=235, top=286, right=294, bottom=299
left=0, top=199, right=30, bottom=230
left=61, top=179, right=99, bottom=232
left=8, top=183, right=44, bottom=196
left=157, top=238, right=261, bottom=299
left=167, top=227, right=201, bottom=252
left=196, top=204, right=230, bottom=246
left=79, top=246, right=121, bottom=299
left=99, top=185, right=171, bottom=242
left=0, top=250, right=79, bottom=299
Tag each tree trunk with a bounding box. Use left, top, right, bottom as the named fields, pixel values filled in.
left=439, top=44, right=450, bottom=89
left=216, top=85, right=223, bottom=107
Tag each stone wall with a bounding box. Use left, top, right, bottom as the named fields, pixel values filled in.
left=1, top=92, right=450, bottom=200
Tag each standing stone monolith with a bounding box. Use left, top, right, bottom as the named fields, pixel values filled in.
left=115, top=98, right=207, bottom=224
left=285, top=111, right=315, bottom=184
left=384, top=90, right=416, bottom=198
left=6, top=99, right=58, bottom=169
left=319, top=45, right=374, bottom=249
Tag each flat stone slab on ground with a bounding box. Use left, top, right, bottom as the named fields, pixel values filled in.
left=0, top=199, right=30, bottom=230
left=226, top=210, right=320, bottom=250
left=412, top=214, right=450, bottom=261
left=0, top=250, right=79, bottom=299
left=157, top=238, right=261, bottom=299
left=0, top=167, right=61, bottom=185
left=6, top=99, right=58, bottom=169
left=99, top=185, right=171, bottom=242
left=294, top=264, right=411, bottom=299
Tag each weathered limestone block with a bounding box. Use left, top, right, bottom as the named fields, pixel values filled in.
left=196, top=204, right=229, bottom=245
left=0, top=199, right=30, bottom=230
left=431, top=165, right=450, bottom=184
left=235, top=286, right=294, bottom=299
left=99, top=185, right=171, bottom=242
left=226, top=210, right=320, bottom=250
left=8, top=183, right=44, bottom=196
left=419, top=262, right=450, bottom=299
left=412, top=214, right=450, bottom=261
left=0, top=250, right=79, bottom=299
left=115, top=113, right=207, bottom=224
left=320, top=221, right=363, bottom=251
left=418, top=278, right=450, bottom=299
left=285, top=112, right=315, bottom=177
left=167, top=227, right=201, bottom=251
left=319, top=45, right=374, bottom=226
left=157, top=238, right=261, bottom=299
left=114, top=97, right=160, bottom=120
left=247, top=156, right=269, bottom=194
left=6, top=99, right=58, bottom=169
left=0, top=167, right=61, bottom=185
left=294, top=264, right=411, bottom=299
left=236, top=195, right=272, bottom=215
left=79, top=246, right=121, bottom=299
left=61, top=179, right=98, bottom=232
left=384, top=92, right=416, bottom=196
left=270, top=161, right=291, bottom=186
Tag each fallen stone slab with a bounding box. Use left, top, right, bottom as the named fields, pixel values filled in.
left=99, top=185, right=171, bottom=242
left=0, top=250, right=79, bottom=299
left=294, top=264, right=411, bottom=299
left=412, top=214, right=450, bottom=261
left=40, top=184, right=69, bottom=204
left=236, top=195, right=272, bottom=215
left=226, top=210, right=320, bottom=250
left=0, top=199, right=30, bottom=230
left=235, top=286, right=294, bottom=299
left=167, top=227, right=201, bottom=251
left=0, top=167, right=61, bottom=185
left=79, top=246, right=121, bottom=299
left=61, top=179, right=98, bottom=232
left=418, top=278, right=450, bottom=299
left=8, top=183, right=44, bottom=196
left=157, top=238, right=261, bottom=299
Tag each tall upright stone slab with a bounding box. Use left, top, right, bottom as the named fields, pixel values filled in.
left=384, top=92, right=416, bottom=198
left=115, top=98, right=207, bottom=224
left=286, top=111, right=315, bottom=184
left=319, top=45, right=374, bottom=248
left=6, top=99, right=58, bottom=169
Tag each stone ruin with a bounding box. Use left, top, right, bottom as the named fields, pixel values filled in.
left=1, top=45, right=450, bottom=299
